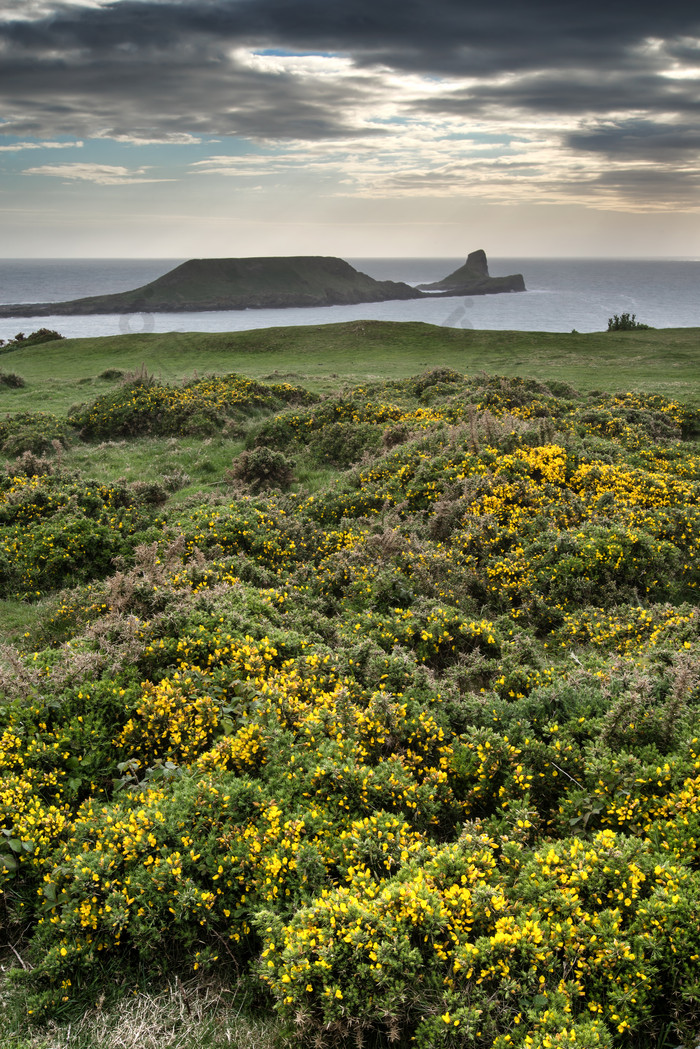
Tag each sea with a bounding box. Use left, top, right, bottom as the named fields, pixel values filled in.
left=0, top=257, right=698, bottom=342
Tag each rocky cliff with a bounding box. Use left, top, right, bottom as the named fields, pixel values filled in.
left=417, top=250, right=525, bottom=295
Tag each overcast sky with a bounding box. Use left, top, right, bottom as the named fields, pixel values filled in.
left=1, top=0, right=700, bottom=257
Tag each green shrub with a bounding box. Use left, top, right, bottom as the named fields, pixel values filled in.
left=1, top=368, right=700, bottom=1046
left=607, top=313, right=652, bottom=331
left=0, top=328, right=65, bottom=354
left=308, top=421, right=382, bottom=467
left=226, top=447, right=295, bottom=492
left=0, top=475, right=159, bottom=596
left=69, top=374, right=316, bottom=440
left=0, top=411, right=72, bottom=456
left=0, top=372, right=26, bottom=388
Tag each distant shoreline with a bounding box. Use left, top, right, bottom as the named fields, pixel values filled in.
left=0, top=257, right=698, bottom=338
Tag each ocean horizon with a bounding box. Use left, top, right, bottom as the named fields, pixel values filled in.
left=0, top=256, right=698, bottom=341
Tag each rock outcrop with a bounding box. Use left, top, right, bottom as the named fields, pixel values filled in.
left=417, top=250, right=525, bottom=295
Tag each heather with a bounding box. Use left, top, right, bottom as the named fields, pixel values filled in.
left=1, top=360, right=699, bottom=1049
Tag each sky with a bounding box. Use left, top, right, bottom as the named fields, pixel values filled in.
left=1, top=0, right=700, bottom=258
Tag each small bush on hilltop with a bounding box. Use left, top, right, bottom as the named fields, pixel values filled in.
left=0, top=328, right=65, bottom=352
left=607, top=312, right=652, bottom=331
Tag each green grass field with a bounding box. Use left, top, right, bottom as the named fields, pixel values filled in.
left=1, top=321, right=699, bottom=417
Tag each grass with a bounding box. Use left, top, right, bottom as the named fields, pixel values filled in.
left=0, top=956, right=283, bottom=1049
left=0, top=424, right=331, bottom=642
left=1, top=320, right=699, bottom=417
left=0, top=597, right=54, bottom=646
left=61, top=434, right=243, bottom=493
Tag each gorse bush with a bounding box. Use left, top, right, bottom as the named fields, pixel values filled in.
left=1, top=366, right=700, bottom=1048
left=0, top=328, right=65, bottom=353
left=68, top=373, right=318, bottom=439
left=0, top=371, right=26, bottom=388
left=0, top=473, right=160, bottom=596
left=0, top=411, right=73, bottom=456
left=607, top=312, right=652, bottom=332
left=226, top=447, right=295, bottom=491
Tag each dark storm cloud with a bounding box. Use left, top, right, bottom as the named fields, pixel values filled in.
left=569, top=122, right=700, bottom=159
left=223, top=0, right=699, bottom=77
left=0, top=20, right=377, bottom=141
left=418, top=72, right=700, bottom=120
left=577, top=166, right=700, bottom=210
left=596, top=167, right=700, bottom=191
left=4, top=0, right=700, bottom=71
left=0, top=0, right=699, bottom=154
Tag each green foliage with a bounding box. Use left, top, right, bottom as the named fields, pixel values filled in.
left=0, top=372, right=26, bottom=388
left=607, top=313, right=652, bottom=332
left=307, top=421, right=382, bottom=467
left=1, top=322, right=699, bottom=425
left=1, top=362, right=700, bottom=1049
left=0, top=411, right=72, bottom=456
left=0, top=328, right=65, bottom=354
left=68, top=373, right=317, bottom=440
left=227, top=447, right=295, bottom=492
left=0, top=473, right=160, bottom=597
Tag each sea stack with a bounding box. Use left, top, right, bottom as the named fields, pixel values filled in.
left=418, top=250, right=525, bottom=295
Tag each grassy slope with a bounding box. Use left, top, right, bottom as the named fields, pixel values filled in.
left=1, top=320, right=699, bottom=417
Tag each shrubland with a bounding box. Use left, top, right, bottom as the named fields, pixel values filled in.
left=1, top=345, right=700, bottom=1049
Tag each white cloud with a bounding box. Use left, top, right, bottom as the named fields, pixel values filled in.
left=231, top=49, right=361, bottom=80
left=0, top=0, right=110, bottom=19
left=93, top=130, right=203, bottom=145
left=23, top=162, right=173, bottom=183
left=0, top=139, right=83, bottom=152
left=187, top=108, right=700, bottom=214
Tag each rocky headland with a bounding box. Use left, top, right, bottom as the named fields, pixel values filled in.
left=0, top=257, right=422, bottom=317
left=0, top=251, right=525, bottom=317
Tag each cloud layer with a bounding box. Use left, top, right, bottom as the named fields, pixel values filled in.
left=1, top=0, right=699, bottom=212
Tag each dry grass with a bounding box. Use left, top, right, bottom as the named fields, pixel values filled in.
left=0, top=959, right=284, bottom=1049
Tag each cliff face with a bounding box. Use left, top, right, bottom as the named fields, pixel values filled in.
left=417, top=250, right=525, bottom=295
left=0, top=257, right=423, bottom=317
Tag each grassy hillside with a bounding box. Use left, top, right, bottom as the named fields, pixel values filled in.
left=1, top=321, right=699, bottom=418
left=1, top=323, right=700, bottom=1049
